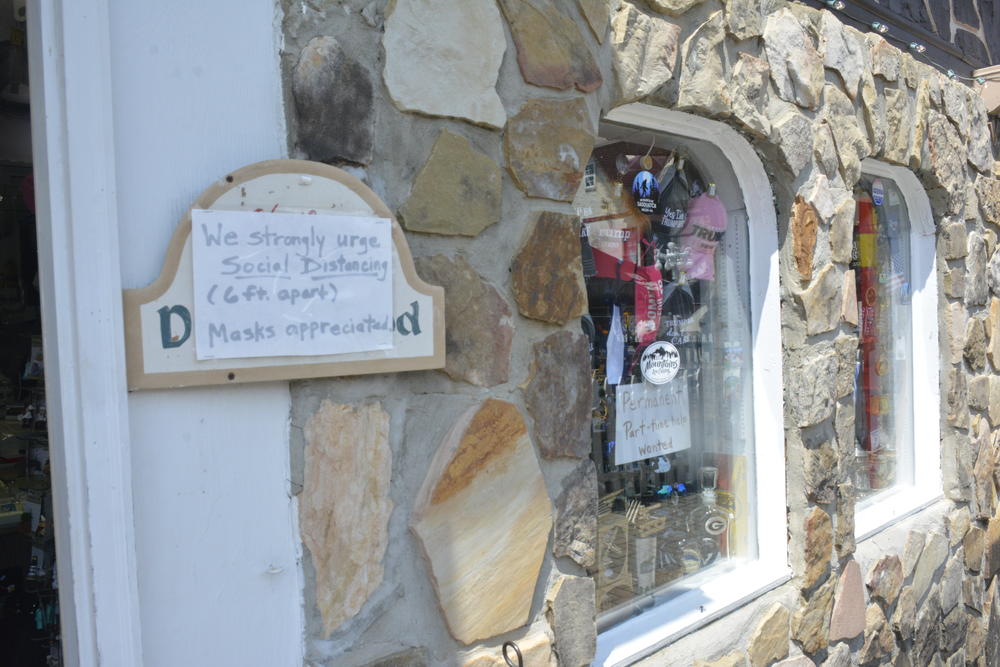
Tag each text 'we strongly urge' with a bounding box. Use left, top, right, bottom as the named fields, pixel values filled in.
left=191, top=209, right=395, bottom=360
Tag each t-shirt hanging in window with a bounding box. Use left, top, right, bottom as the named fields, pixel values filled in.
left=679, top=194, right=727, bottom=281
left=583, top=214, right=640, bottom=281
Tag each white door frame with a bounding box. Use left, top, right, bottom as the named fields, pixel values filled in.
left=26, top=1, right=143, bottom=665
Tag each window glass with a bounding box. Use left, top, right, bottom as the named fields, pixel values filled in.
left=850, top=175, right=913, bottom=502
left=573, top=124, right=756, bottom=626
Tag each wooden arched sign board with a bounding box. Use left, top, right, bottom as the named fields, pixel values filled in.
left=123, top=160, right=445, bottom=390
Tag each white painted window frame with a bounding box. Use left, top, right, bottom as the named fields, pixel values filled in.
left=594, top=104, right=789, bottom=667
left=853, top=159, right=942, bottom=540
left=26, top=1, right=144, bottom=665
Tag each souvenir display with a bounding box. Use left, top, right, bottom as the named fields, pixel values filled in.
left=850, top=176, right=913, bottom=498
left=573, top=134, right=755, bottom=620
left=678, top=187, right=727, bottom=281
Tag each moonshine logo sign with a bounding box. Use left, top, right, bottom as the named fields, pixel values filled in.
left=640, top=341, right=680, bottom=384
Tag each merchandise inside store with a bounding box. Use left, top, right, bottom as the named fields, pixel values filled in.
left=574, top=123, right=758, bottom=628
left=0, top=2, right=61, bottom=664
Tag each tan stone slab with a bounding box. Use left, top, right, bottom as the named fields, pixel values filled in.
left=729, top=53, right=771, bottom=138
left=414, top=255, right=513, bottom=388
left=413, top=399, right=553, bottom=644
left=461, top=626, right=555, bottom=667
left=577, top=0, right=611, bottom=43
left=505, top=98, right=595, bottom=202
left=840, top=269, right=858, bottom=327
left=747, top=603, right=790, bottom=667
left=383, top=0, right=506, bottom=128
left=988, top=298, right=1000, bottom=371
left=965, top=525, right=985, bottom=572
left=511, top=212, right=587, bottom=324
left=792, top=580, right=833, bottom=654
left=763, top=9, right=824, bottom=109
left=986, top=514, right=1000, bottom=584
left=866, top=554, right=902, bottom=605
left=676, top=10, right=730, bottom=116
left=799, top=264, right=842, bottom=336
left=497, top=0, right=602, bottom=92
left=803, top=507, right=833, bottom=589
left=858, top=603, right=893, bottom=664
left=524, top=331, right=592, bottom=459
left=610, top=3, right=681, bottom=104
left=400, top=131, right=501, bottom=237
left=725, top=0, right=764, bottom=40
left=300, top=401, right=393, bottom=637
left=892, top=585, right=916, bottom=639
left=545, top=575, right=596, bottom=667
left=912, top=531, right=949, bottom=603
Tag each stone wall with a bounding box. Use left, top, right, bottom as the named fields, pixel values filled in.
left=280, top=1, right=1000, bottom=665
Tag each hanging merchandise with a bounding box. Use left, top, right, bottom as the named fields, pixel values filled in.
left=854, top=192, right=883, bottom=489
left=654, top=157, right=689, bottom=234
left=606, top=304, right=625, bottom=385
left=621, top=149, right=670, bottom=217
left=584, top=216, right=639, bottom=281
left=634, top=245, right=664, bottom=346
left=631, top=169, right=659, bottom=215
left=679, top=186, right=727, bottom=281
left=661, top=276, right=696, bottom=322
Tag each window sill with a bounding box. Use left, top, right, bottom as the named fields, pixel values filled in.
left=594, top=560, right=792, bottom=667
left=854, top=485, right=943, bottom=541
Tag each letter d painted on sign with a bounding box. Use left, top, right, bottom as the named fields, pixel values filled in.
left=395, top=300, right=421, bottom=336
left=158, top=305, right=192, bottom=349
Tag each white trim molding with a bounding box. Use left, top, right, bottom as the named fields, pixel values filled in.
left=27, top=1, right=144, bottom=665
left=595, top=104, right=789, bottom=667
left=854, top=159, right=942, bottom=540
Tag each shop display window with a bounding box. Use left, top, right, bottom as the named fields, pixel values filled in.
left=576, top=132, right=756, bottom=621
left=577, top=109, right=787, bottom=666
left=850, top=175, right=913, bottom=499
left=850, top=161, right=941, bottom=539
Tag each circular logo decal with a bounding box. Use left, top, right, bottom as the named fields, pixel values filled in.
left=704, top=514, right=729, bottom=536
left=640, top=341, right=681, bottom=384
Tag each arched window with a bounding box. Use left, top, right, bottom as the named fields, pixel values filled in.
left=579, top=105, right=787, bottom=665
left=851, top=159, right=940, bottom=539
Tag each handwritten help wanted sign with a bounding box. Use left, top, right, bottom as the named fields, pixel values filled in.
left=191, top=209, right=393, bottom=360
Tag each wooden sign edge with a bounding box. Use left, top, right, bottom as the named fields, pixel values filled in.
left=122, top=159, right=446, bottom=391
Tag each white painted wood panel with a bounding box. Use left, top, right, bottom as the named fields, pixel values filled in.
left=108, top=1, right=303, bottom=665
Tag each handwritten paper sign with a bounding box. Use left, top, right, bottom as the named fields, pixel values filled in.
left=191, top=209, right=393, bottom=360
left=123, top=160, right=444, bottom=390
left=614, top=381, right=691, bottom=466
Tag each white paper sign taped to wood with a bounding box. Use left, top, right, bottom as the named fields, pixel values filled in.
left=123, top=160, right=444, bottom=390
left=614, top=381, right=691, bottom=466
left=191, top=210, right=393, bottom=359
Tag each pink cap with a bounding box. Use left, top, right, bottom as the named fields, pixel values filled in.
left=679, top=194, right=727, bottom=281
